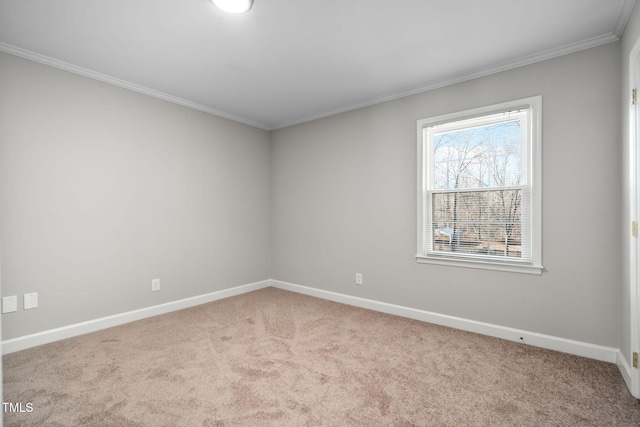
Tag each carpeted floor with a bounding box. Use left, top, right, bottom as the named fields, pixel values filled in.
left=3, top=287, right=640, bottom=426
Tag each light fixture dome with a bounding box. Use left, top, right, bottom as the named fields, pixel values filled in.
left=211, top=0, right=254, bottom=14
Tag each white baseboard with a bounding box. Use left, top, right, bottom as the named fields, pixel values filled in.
left=3, top=278, right=621, bottom=366
left=617, top=350, right=634, bottom=394
left=2, top=279, right=271, bottom=355
left=271, top=279, right=619, bottom=364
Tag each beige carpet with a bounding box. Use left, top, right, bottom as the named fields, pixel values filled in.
left=3, top=287, right=640, bottom=426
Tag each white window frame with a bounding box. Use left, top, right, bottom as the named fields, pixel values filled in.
left=416, top=96, right=542, bottom=275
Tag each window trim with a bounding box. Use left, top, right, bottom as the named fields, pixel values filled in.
left=416, top=96, right=543, bottom=275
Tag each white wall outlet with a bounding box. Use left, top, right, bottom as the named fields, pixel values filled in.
left=355, top=273, right=363, bottom=285
left=24, top=292, right=38, bottom=310
left=2, top=296, right=17, bottom=313
left=152, top=278, right=160, bottom=292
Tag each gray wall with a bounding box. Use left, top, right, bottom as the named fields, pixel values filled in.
left=271, top=42, right=622, bottom=347
left=0, top=53, right=271, bottom=340
left=621, top=2, right=640, bottom=366
left=0, top=38, right=628, bottom=350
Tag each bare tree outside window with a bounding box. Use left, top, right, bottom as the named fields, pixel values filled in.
left=418, top=97, right=541, bottom=273
left=429, top=118, right=524, bottom=258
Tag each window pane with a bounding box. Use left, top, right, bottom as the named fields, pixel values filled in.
left=431, top=189, right=522, bottom=258
left=418, top=97, right=541, bottom=271
left=432, top=121, right=522, bottom=190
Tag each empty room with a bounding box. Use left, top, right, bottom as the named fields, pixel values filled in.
left=1, top=0, right=640, bottom=425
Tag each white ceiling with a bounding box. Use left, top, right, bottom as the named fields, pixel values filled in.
left=0, top=0, right=636, bottom=130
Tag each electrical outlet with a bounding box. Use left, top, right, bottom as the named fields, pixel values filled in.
left=2, top=296, right=17, bottom=313
left=355, top=273, right=363, bottom=285
left=152, top=278, right=160, bottom=292
left=24, top=292, right=38, bottom=310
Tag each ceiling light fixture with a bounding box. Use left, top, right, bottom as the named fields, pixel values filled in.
left=211, top=0, right=254, bottom=14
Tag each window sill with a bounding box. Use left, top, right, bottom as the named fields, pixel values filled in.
left=415, top=254, right=543, bottom=275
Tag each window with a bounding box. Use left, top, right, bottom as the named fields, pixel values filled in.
left=416, top=97, right=542, bottom=274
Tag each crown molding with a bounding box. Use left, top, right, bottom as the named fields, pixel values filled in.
left=0, top=24, right=626, bottom=133
left=0, top=42, right=271, bottom=131
left=271, top=33, right=619, bottom=130
left=614, top=0, right=638, bottom=39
